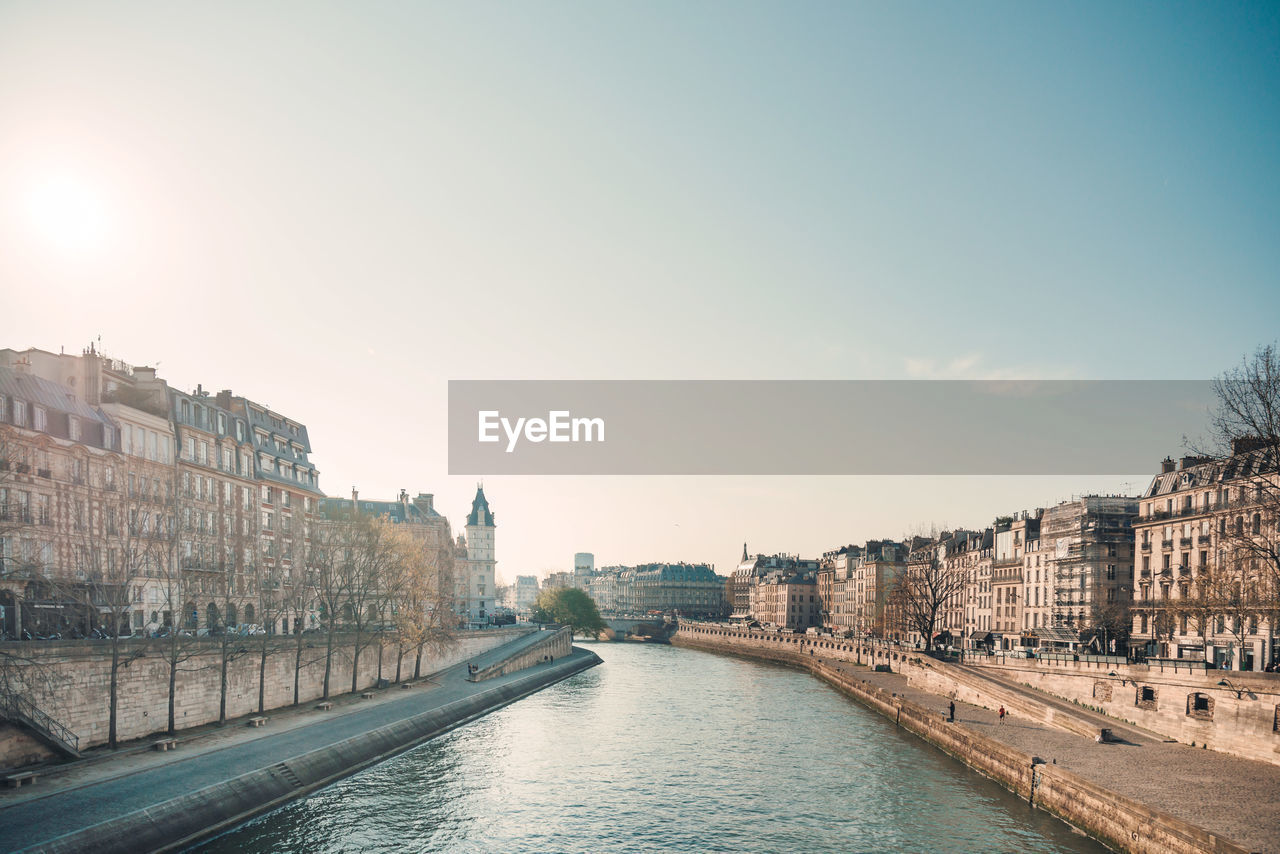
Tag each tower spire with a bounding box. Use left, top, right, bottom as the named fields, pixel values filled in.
left=742, top=542, right=748, bottom=562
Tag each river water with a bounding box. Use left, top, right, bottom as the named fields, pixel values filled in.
left=195, top=642, right=1104, bottom=853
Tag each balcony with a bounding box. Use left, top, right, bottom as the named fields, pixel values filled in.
left=1140, top=569, right=1152, bottom=579
left=1140, top=542, right=1152, bottom=552
left=1161, top=539, right=1173, bottom=550
left=1179, top=537, right=1193, bottom=548
left=1197, top=535, right=1211, bottom=546
left=36, top=468, right=51, bottom=479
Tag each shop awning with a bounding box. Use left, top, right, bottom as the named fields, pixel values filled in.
left=1037, top=626, right=1080, bottom=644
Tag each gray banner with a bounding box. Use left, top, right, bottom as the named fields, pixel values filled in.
left=448, top=380, right=1215, bottom=475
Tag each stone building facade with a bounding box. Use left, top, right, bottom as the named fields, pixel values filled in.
left=1129, top=449, right=1278, bottom=670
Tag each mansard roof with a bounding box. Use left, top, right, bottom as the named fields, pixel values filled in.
left=0, top=367, right=111, bottom=423
left=1144, top=449, right=1277, bottom=498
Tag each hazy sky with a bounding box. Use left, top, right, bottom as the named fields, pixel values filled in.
left=2, top=2, right=1277, bottom=581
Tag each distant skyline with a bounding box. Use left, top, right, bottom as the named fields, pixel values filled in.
left=2, top=2, right=1277, bottom=581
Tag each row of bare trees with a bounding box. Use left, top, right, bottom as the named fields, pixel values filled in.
left=0, top=443, right=458, bottom=747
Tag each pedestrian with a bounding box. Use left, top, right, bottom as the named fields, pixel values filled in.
left=998, top=705, right=1006, bottom=724
left=948, top=701, right=955, bottom=723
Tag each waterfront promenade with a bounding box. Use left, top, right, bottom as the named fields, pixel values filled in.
left=825, top=656, right=1280, bottom=854
left=0, top=646, right=599, bottom=854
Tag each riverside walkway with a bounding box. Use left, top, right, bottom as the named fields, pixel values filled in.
left=0, top=647, right=599, bottom=854
left=817, top=654, right=1280, bottom=854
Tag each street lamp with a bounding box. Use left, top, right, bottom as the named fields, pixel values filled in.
left=1217, top=678, right=1245, bottom=699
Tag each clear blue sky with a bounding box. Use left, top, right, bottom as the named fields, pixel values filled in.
left=2, top=2, right=1277, bottom=577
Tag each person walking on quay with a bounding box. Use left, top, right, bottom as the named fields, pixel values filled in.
left=948, top=701, right=956, bottom=723
left=998, top=705, right=1006, bottom=725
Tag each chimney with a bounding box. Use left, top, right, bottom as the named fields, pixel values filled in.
left=216, top=390, right=233, bottom=409
left=351, top=487, right=359, bottom=503
left=1161, top=457, right=1176, bottom=474
left=414, top=493, right=434, bottom=514
left=1231, top=436, right=1267, bottom=456
left=399, top=489, right=409, bottom=507
left=133, top=366, right=157, bottom=381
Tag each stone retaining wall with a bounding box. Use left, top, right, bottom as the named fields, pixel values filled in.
left=471, top=627, right=573, bottom=683
left=28, top=652, right=601, bottom=854
left=1, top=628, right=531, bottom=763
left=673, top=624, right=1249, bottom=854
left=969, top=657, right=1280, bottom=765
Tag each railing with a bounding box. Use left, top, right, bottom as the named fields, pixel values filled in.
left=0, top=692, right=80, bottom=754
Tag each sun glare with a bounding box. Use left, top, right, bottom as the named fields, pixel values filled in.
left=24, top=173, right=112, bottom=254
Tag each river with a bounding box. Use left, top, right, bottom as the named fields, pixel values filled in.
left=194, top=642, right=1104, bottom=853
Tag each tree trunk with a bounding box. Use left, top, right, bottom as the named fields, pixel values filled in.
left=108, top=637, right=120, bottom=749
left=414, top=642, right=424, bottom=678
left=322, top=619, right=335, bottom=699
left=218, top=635, right=229, bottom=725
left=350, top=628, right=362, bottom=694
left=395, top=645, right=404, bottom=683
left=258, top=638, right=268, bottom=714
left=167, top=646, right=178, bottom=736
left=293, top=634, right=303, bottom=706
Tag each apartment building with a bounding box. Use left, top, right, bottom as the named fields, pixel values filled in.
left=1129, top=449, right=1278, bottom=670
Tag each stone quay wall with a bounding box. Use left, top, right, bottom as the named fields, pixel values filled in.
left=472, top=627, right=573, bottom=683
left=1, top=627, right=532, bottom=764
left=673, top=623, right=1249, bottom=854
left=34, top=652, right=602, bottom=854
left=968, top=656, right=1280, bottom=766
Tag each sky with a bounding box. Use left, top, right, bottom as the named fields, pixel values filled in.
left=1, top=2, right=1277, bottom=581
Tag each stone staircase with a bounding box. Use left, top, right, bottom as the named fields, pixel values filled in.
left=0, top=692, right=82, bottom=760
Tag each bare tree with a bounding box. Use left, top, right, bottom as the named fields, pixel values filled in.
left=1192, top=343, right=1280, bottom=668
left=68, top=487, right=152, bottom=748
left=310, top=517, right=349, bottom=700
left=890, top=541, right=965, bottom=652
left=340, top=513, right=400, bottom=694
left=389, top=525, right=457, bottom=682
left=148, top=506, right=202, bottom=736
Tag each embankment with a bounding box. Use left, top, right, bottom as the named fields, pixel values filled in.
left=1, top=627, right=533, bottom=765
left=673, top=626, right=1248, bottom=854
left=13, top=647, right=601, bottom=854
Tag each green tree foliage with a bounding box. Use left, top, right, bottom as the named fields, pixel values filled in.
left=530, top=587, right=606, bottom=638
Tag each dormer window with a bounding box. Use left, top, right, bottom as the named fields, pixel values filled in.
left=68, top=416, right=81, bottom=441
left=33, top=406, right=47, bottom=432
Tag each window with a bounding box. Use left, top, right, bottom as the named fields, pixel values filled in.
left=68, top=416, right=80, bottom=441
left=33, top=406, right=47, bottom=431
left=12, top=399, right=25, bottom=426
left=1187, top=693, right=1213, bottom=720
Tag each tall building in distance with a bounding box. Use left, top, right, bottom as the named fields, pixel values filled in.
left=462, top=485, right=496, bottom=626
left=574, top=552, right=595, bottom=588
